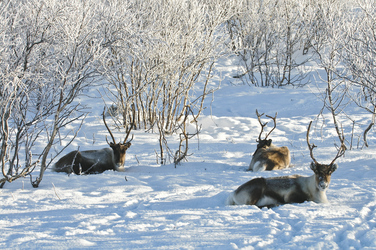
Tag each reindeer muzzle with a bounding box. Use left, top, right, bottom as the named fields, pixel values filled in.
left=318, top=178, right=329, bottom=191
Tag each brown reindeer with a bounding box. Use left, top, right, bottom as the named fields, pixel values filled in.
left=228, top=121, right=345, bottom=208
left=248, top=110, right=290, bottom=171
left=52, top=109, right=134, bottom=175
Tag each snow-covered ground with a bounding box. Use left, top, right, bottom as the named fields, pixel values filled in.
left=1, top=58, right=376, bottom=249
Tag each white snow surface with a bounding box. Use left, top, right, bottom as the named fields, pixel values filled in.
left=1, top=59, right=376, bottom=249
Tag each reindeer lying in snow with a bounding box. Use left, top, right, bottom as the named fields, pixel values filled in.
left=248, top=110, right=290, bottom=171
left=52, top=109, right=134, bottom=175
left=227, top=121, right=345, bottom=208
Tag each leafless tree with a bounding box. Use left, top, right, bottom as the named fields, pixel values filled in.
left=340, top=0, right=376, bottom=147
left=308, top=0, right=353, bottom=148
left=102, top=0, right=241, bottom=164
left=0, top=0, right=107, bottom=188
left=0, top=0, right=55, bottom=187
left=227, top=0, right=311, bottom=87
left=31, top=0, right=107, bottom=187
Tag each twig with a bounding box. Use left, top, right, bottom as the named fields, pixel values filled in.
left=52, top=183, right=61, bottom=200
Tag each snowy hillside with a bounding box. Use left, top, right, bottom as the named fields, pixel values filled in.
left=1, top=59, right=376, bottom=249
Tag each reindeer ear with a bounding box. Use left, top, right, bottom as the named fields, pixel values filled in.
left=330, top=163, right=338, bottom=173
left=267, top=139, right=272, bottom=146
left=310, top=162, right=317, bottom=171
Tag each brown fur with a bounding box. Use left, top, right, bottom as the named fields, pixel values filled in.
left=227, top=162, right=337, bottom=208
left=234, top=178, right=266, bottom=205
left=248, top=139, right=291, bottom=171
left=52, top=142, right=131, bottom=175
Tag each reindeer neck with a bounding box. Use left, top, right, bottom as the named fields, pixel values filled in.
left=306, top=174, right=328, bottom=203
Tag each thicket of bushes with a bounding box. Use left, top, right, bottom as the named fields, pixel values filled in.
left=1, top=0, right=374, bottom=187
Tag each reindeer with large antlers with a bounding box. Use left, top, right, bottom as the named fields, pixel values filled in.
left=248, top=110, right=291, bottom=171
left=227, top=121, right=345, bottom=208
left=52, top=108, right=134, bottom=175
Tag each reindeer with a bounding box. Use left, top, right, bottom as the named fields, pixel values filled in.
left=248, top=110, right=290, bottom=171
left=52, top=109, right=134, bottom=175
left=227, top=121, right=345, bottom=208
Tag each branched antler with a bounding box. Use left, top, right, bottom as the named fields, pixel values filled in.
left=330, top=124, right=346, bottom=165
left=307, top=120, right=346, bottom=166
left=103, top=106, right=134, bottom=145
left=256, top=109, right=278, bottom=141
left=123, top=105, right=135, bottom=143
left=306, top=121, right=319, bottom=166
left=103, top=108, right=116, bottom=145
left=265, top=113, right=277, bottom=140
left=256, top=109, right=267, bottom=141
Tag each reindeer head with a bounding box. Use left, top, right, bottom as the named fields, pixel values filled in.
left=310, top=162, right=337, bottom=190
left=307, top=121, right=345, bottom=191
left=256, top=139, right=273, bottom=150
left=255, top=109, right=277, bottom=149
left=103, top=108, right=134, bottom=168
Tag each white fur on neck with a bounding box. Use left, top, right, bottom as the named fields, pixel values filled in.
left=301, top=175, right=329, bottom=203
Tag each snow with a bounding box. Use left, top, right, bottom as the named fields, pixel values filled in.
left=1, top=58, right=376, bottom=249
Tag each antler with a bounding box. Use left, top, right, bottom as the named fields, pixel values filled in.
left=123, top=105, right=136, bottom=143
left=256, top=109, right=267, bottom=141
left=256, top=110, right=278, bottom=141
left=330, top=124, right=346, bottom=165
left=103, top=108, right=116, bottom=145
left=306, top=121, right=319, bottom=165
left=307, top=121, right=346, bottom=166
left=265, top=112, right=277, bottom=140
left=330, top=144, right=346, bottom=165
